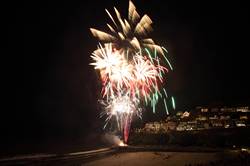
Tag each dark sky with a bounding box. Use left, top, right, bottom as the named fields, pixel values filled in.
left=3, top=0, right=250, bottom=150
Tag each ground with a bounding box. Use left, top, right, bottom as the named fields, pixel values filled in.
left=84, top=151, right=219, bottom=166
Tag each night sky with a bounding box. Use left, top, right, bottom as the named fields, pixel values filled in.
left=3, top=0, right=250, bottom=152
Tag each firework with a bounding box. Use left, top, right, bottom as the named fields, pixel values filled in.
left=90, top=1, right=174, bottom=143
left=90, top=1, right=163, bottom=54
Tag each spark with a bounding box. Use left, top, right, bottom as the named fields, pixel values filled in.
left=118, top=141, right=128, bottom=147
left=171, top=96, right=176, bottom=110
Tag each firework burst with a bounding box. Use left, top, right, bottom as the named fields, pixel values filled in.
left=90, top=1, right=174, bottom=143
left=90, top=1, right=164, bottom=54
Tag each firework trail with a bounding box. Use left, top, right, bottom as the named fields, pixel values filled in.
left=90, top=1, right=174, bottom=143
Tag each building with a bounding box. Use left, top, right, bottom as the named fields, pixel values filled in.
left=237, top=107, right=249, bottom=112
left=220, top=115, right=230, bottom=120
left=167, top=121, right=177, bottom=130
left=196, top=106, right=209, bottom=113
left=221, top=107, right=236, bottom=112
left=181, top=111, right=190, bottom=118
left=211, top=107, right=219, bottom=112
left=176, top=122, right=187, bottom=131
left=137, top=105, right=249, bottom=133
left=201, top=108, right=208, bottom=113
left=144, top=122, right=161, bottom=133
left=235, top=121, right=246, bottom=127
left=196, top=115, right=207, bottom=121
left=176, top=111, right=183, bottom=116
left=240, top=115, right=248, bottom=120
left=209, top=115, right=219, bottom=120
left=211, top=120, right=223, bottom=127
left=144, top=121, right=169, bottom=133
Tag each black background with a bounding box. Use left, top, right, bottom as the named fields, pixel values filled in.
left=2, top=0, right=250, bottom=154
